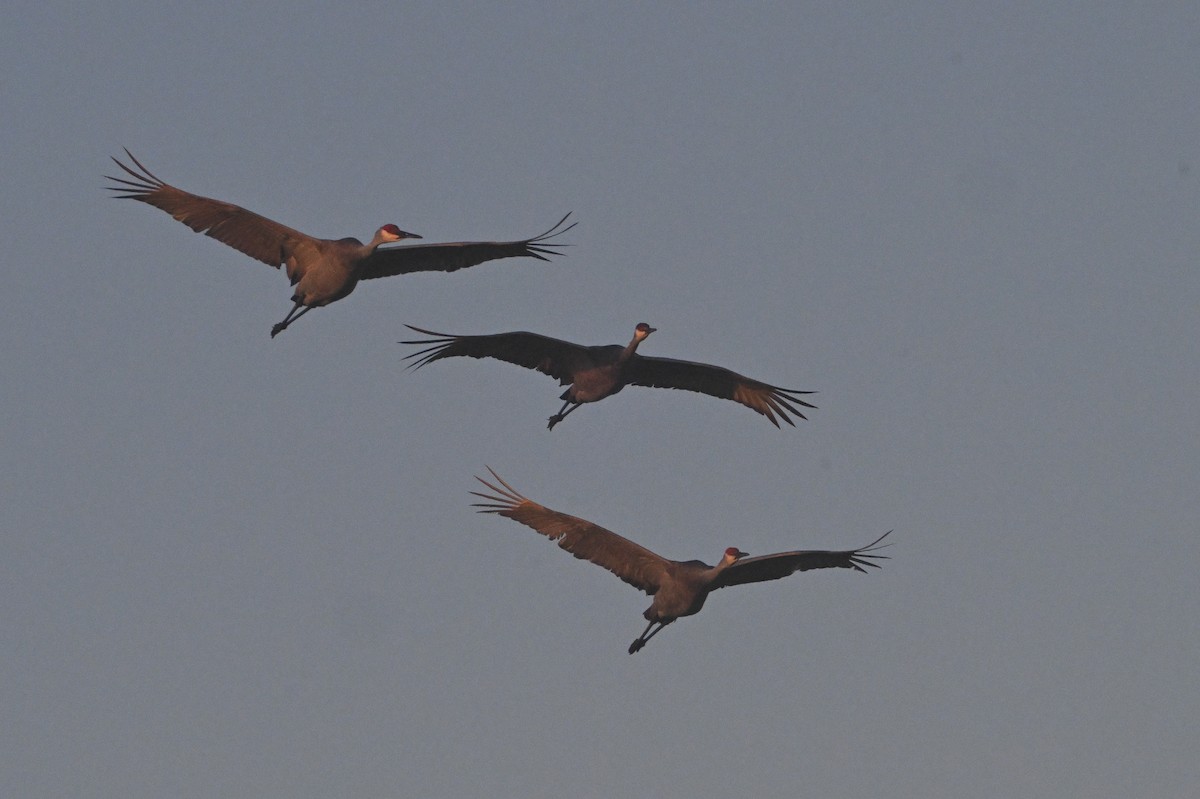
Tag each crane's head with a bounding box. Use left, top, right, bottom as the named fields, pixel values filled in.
left=379, top=224, right=422, bottom=242
left=634, top=322, right=657, bottom=340
left=722, top=547, right=749, bottom=564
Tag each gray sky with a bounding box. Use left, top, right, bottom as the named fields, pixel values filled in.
left=4, top=3, right=1198, bottom=797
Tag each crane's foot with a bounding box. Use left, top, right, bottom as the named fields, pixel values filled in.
left=270, top=322, right=287, bottom=338
left=628, top=639, right=645, bottom=655
left=547, top=414, right=563, bottom=430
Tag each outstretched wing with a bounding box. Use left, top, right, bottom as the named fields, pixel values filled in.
left=359, top=213, right=574, bottom=279
left=401, top=326, right=592, bottom=386
left=624, top=355, right=816, bottom=427
left=472, top=468, right=670, bottom=595
left=106, top=149, right=310, bottom=268
left=713, top=531, right=892, bottom=589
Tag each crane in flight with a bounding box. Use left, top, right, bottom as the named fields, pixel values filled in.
left=472, top=468, right=891, bottom=653
left=106, top=150, right=573, bottom=337
left=404, top=322, right=816, bottom=429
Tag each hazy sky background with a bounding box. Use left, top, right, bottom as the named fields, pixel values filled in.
left=4, top=4, right=1198, bottom=797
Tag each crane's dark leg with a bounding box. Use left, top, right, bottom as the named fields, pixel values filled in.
left=628, top=619, right=671, bottom=654
left=547, top=400, right=581, bottom=430
left=271, top=302, right=311, bottom=338
left=628, top=621, right=656, bottom=654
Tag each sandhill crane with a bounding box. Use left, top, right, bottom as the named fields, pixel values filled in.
left=471, top=468, right=890, bottom=653
left=403, top=323, right=816, bottom=429
left=106, top=150, right=574, bottom=337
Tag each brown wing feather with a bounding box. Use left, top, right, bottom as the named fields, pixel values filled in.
left=471, top=468, right=670, bottom=595
left=359, top=213, right=574, bottom=279
left=623, top=355, right=816, bottom=427
left=106, top=149, right=311, bottom=268
left=402, top=326, right=591, bottom=385
left=713, top=531, right=892, bottom=589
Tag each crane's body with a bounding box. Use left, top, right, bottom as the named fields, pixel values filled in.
left=269, top=225, right=416, bottom=335
left=471, top=468, right=891, bottom=653
left=106, top=150, right=573, bottom=337
left=404, top=323, right=816, bottom=429
left=544, top=324, right=651, bottom=423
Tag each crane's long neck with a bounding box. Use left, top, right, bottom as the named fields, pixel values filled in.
left=708, top=550, right=743, bottom=582
left=365, top=229, right=393, bottom=254
left=620, top=334, right=644, bottom=362
left=344, top=232, right=388, bottom=269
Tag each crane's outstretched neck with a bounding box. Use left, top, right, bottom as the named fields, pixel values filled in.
left=621, top=322, right=657, bottom=362
left=711, top=547, right=748, bottom=580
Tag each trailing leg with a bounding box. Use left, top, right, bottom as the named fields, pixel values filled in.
left=271, top=302, right=311, bottom=338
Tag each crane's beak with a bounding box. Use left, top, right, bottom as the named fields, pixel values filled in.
left=399, top=230, right=422, bottom=240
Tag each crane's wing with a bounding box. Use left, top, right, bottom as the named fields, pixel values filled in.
left=712, top=531, right=891, bottom=589
left=106, top=149, right=310, bottom=268
left=401, top=326, right=592, bottom=386
left=624, top=355, right=816, bottom=427
left=471, top=468, right=671, bottom=595
left=359, top=213, right=574, bottom=280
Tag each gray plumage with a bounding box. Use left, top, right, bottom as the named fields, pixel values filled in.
left=472, top=468, right=891, bottom=653
left=404, top=322, right=816, bottom=429
left=106, top=150, right=573, bottom=337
